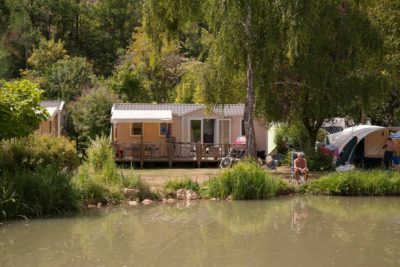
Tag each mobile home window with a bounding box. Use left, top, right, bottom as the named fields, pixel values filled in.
left=190, top=120, right=202, bottom=143
left=218, top=120, right=231, bottom=144
left=241, top=119, right=245, bottom=136
left=131, top=123, right=143, bottom=136
left=160, top=123, right=169, bottom=136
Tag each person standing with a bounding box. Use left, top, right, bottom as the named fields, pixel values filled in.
left=383, top=138, right=395, bottom=169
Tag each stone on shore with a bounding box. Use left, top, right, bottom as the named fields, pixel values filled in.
left=142, top=199, right=154, bottom=205
left=121, top=188, right=139, bottom=198
left=186, top=190, right=199, bottom=200
left=176, top=189, right=186, bottom=200
left=128, top=200, right=138, bottom=206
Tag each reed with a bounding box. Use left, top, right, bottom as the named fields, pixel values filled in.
left=0, top=166, right=80, bottom=220
left=305, top=170, right=400, bottom=196
left=164, top=178, right=200, bottom=192
left=206, top=161, right=293, bottom=200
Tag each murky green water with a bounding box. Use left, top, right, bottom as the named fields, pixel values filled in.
left=1, top=197, right=400, bottom=267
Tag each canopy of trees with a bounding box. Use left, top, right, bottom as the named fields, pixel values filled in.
left=1, top=0, right=399, bottom=153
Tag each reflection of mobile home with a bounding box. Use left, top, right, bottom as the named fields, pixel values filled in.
left=37, top=101, right=66, bottom=137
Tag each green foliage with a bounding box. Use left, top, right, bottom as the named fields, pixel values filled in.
left=206, top=161, right=293, bottom=200
left=107, top=61, right=151, bottom=102
left=274, top=123, right=309, bottom=154
left=175, top=61, right=205, bottom=103
left=125, top=27, right=186, bottom=103
left=72, top=137, right=123, bottom=203
left=305, top=170, right=400, bottom=196
left=164, top=178, right=200, bottom=192
left=122, top=173, right=158, bottom=201
left=0, top=80, right=48, bottom=139
left=366, top=1, right=400, bottom=125
left=43, top=57, right=95, bottom=102
left=1, top=0, right=142, bottom=78
left=0, top=135, right=80, bottom=172
left=307, top=149, right=334, bottom=172
left=0, top=166, right=80, bottom=220
left=26, top=38, right=67, bottom=73
left=67, top=87, right=120, bottom=152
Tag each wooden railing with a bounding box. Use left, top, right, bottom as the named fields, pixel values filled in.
left=113, top=142, right=247, bottom=167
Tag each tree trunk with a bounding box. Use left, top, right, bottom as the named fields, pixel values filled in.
left=244, top=2, right=257, bottom=159
left=360, top=105, right=368, bottom=124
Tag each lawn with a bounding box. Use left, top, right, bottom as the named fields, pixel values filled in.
left=121, top=168, right=221, bottom=188
left=120, top=166, right=327, bottom=189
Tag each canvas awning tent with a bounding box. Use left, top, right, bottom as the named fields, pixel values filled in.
left=327, top=125, right=386, bottom=164
left=110, top=110, right=173, bottom=123
left=389, top=131, right=400, bottom=156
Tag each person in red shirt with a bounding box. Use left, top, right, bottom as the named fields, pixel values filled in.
left=294, top=153, right=308, bottom=183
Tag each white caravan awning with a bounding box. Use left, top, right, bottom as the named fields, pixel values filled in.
left=110, top=110, right=173, bottom=123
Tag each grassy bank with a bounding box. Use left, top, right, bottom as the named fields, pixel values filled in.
left=206, top=161, right=293, bottom=200
left=0, top=167, right=80, bottom=220
left=304, top=170, right=400, bottom=196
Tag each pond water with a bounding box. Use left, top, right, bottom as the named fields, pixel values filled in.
left=1, top=197, right=400, bottom=267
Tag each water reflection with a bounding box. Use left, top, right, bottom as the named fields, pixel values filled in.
left=291, top=198, right=309, bottom=232
left=1, top=197, right=399, bottom=267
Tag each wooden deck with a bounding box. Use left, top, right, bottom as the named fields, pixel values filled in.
left=114, top=143, right=246, bottom=167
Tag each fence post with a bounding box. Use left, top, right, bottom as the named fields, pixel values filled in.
left=196, top=143, right=202, bottom=168
left=168, top=142, right=173, bottom=168
left=140, top=143, right=144, bottom=168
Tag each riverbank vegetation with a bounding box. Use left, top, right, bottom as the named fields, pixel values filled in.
left=304, top=170, right=400, bottom=196
left=0, top=167, right=80, bottom=220
left=206, top=161, right=293, bottom=200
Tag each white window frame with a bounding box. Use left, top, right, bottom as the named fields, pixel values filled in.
left=217, top=119, right=231, bottom=144
left=130, top=122, right=144, bottom=137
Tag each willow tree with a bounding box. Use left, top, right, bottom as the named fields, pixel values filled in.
left=143, top=0, right=280, bottom=158
left=366, top=0, right=400, bottom=125
left=260, top=0, right=382, bottom=149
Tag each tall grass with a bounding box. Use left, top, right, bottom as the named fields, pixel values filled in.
left=122, top=172, right=158, bottom=201
left=72, top=137, right=123, bottom=203
left=164, top=178, right=200, bottom=192
left=305, top=170, right=400, bottom=196
left=206, top=161, right=293, bottom=200
left=0, top=166, right=80, bottom=220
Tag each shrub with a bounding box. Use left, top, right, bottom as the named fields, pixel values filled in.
left=305, top=170, right=400, bottom=196
left=206, top=161, right=293, bottom=200
left=0, top=166, right=80, bottom=220
left=72, top=136, right=123, bottom=203
left=67, top=87, right=120, bottom=153
left=164, top=178, right=200, bottom=192
left=307, top=149, right=334, bottom=171
left=0, top=135, right=80, bottom=172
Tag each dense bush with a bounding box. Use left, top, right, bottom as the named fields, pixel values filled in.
left=305, top=170, right=400, bottom=196
left=206, top=161, right=293, bottom=200
left=0, top=166, right=80, bottom=220
left=67, top=87, right=120, bottom=153
left=307, top=149, right=334, bottom=171
left=72, top=137, right=123, bottom=203
left=164, top=178, right=200, bottom=192
left=0, top=135, right=80, bottom=172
